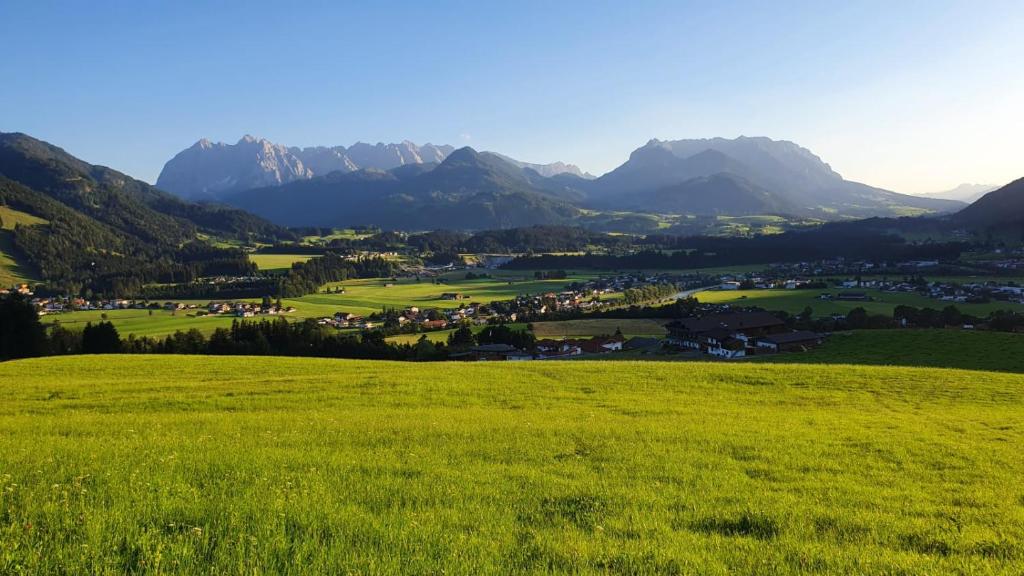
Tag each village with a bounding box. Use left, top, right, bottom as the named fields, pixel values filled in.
left=710, top=264, right=1024, bottom=305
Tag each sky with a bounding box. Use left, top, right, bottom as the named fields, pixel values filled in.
left=1, top=0, right=1022, bottom=194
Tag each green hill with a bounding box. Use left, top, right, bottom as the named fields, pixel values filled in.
left=0, top=356, right=1021, bottom=574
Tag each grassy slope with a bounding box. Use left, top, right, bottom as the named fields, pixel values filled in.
left=248, top=253, right=314, bottom=272
left=290, top=271, right=616, bottom=317
left=531, top=318, right=668, bottom=338
left=0, top=356, right=1021, bottom=574
left=756, top=329, right=1024, bottom=373
left=697, top=287, right=1024, bottom=316
left=0, top=205, right=44, bottom=285
left=41, top=308, right=243, bottom=338
left=385, top=322, right=528, bottom=345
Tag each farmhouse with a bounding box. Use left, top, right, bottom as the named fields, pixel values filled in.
left=440, top=292, right=466, bottom=300
left=756, top=331, right=824, bottom=352
left=461, top=344, right=529, bottom=361
left=666, top=312, right=786, bottom=358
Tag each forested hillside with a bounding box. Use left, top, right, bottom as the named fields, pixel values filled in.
left=0, top=133, right=294, bottom=295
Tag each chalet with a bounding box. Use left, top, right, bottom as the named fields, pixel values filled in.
left=666, top=312, right=785, bottom=356
left=584, top=335, right=624, bottom=353
left=460, top=343, right=529, bottom=361
left=440, top=292, right=465, bottom=300
left=756, top=331, right=824, bottom=353
left=708, top=336, right=747, bottom=359
left=536, top=339, right=582, bottom=358
left=421, top=319, right=448, bottom=330
left=624, top=337, right=662, bottom=351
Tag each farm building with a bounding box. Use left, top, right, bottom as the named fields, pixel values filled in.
left=756, top=331, right=825, bottom=352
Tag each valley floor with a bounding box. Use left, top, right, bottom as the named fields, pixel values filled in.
left=0, top=356, right=1021, bottom=574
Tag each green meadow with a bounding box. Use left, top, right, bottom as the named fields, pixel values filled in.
left=290, top=271, right=616, bottom=317
left=248, top=253, right=314, bottom=272
left=0, top=205, right=43, bottom=286
left=40, top=308, right=242, bottom=338
left=0, top=356, right=1021, bottom=574
left=530, top=318, right=668, bottom=338
left=756, top=329, right=1024, bottom=373
left=696, top=287, right=1024, bottom=316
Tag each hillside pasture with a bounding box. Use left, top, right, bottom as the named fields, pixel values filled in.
left=0, top=205, right=45, bottom=285
left=530, top=318, right=668, bottom=338
left=0, top=356, right=1021, bottom=574
left=756, top=329, right=1024, bottom=373
left=40, top=308, right=244, bottom=338
left=248, top=253, right=314, bottom=272
left=299, top=271, right=613, bottom=317
left=385, top=322, right=529, bottom=345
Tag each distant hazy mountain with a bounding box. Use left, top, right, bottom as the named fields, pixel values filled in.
left=582, top=137, right=963, bottom=218
left=157, top=136, right=586, bottom=200
left=953, top=178, right=1024, bottom=227
left=483, top=152, right=594, bottom=179
left=223, top=147, right=580, bottom=230
left=184, top=134, right=967, bottom=228
left=920, top=183, right=1000, bottom=203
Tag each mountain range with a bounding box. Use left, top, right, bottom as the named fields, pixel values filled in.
left=1, top=130, right=1023, bottom=293
left=181, top=135, right=964, bottom=228
left=156, top=136, right=590, bottom=200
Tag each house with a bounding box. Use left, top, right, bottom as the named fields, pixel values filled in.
left=719, top=281, right=741, bottom=290
left=586, top=335, right=624, bottom=353
left=708, top=336, right=747, bottom=359
left=756, top=331, right=825, bottom=352
left=421, top=319, right=448, bottom=330
left=666, top=312, right=785, bottom=356
left=624, top=337, right=662, bottom=351
left=440, top=292, right=465, bottom=300
left=464, top=343, right=528, bottom=361
left=535, top=339, right=582, bottom=358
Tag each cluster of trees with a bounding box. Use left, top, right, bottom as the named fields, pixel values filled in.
left=0, top=296, right=127, bottom=359
left=470, top=324, right=536, bottom=350
left=277, top=254, right=397, bottom=298
left=622, top=283, right=679, bottom=305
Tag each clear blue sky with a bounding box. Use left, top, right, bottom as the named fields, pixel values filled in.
left=2, top=0, right=1021, bottom=193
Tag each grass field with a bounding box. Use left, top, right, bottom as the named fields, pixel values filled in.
left=248, top=253, right=314, bottom=272
left=756, top=329, right=1024, bottom=373
left=0, top=206, right=44, bottom=286
left=40, top=309, right=244, bottom=338
left=385, top=323, right=529, bottom=345
left=697, top=287, right=1024, bottom=316
left=294, top=271, right=615, bottom=317
left=531, top=318, right=668, bottom=338
left=0, top=356, right=1020, bottom=574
